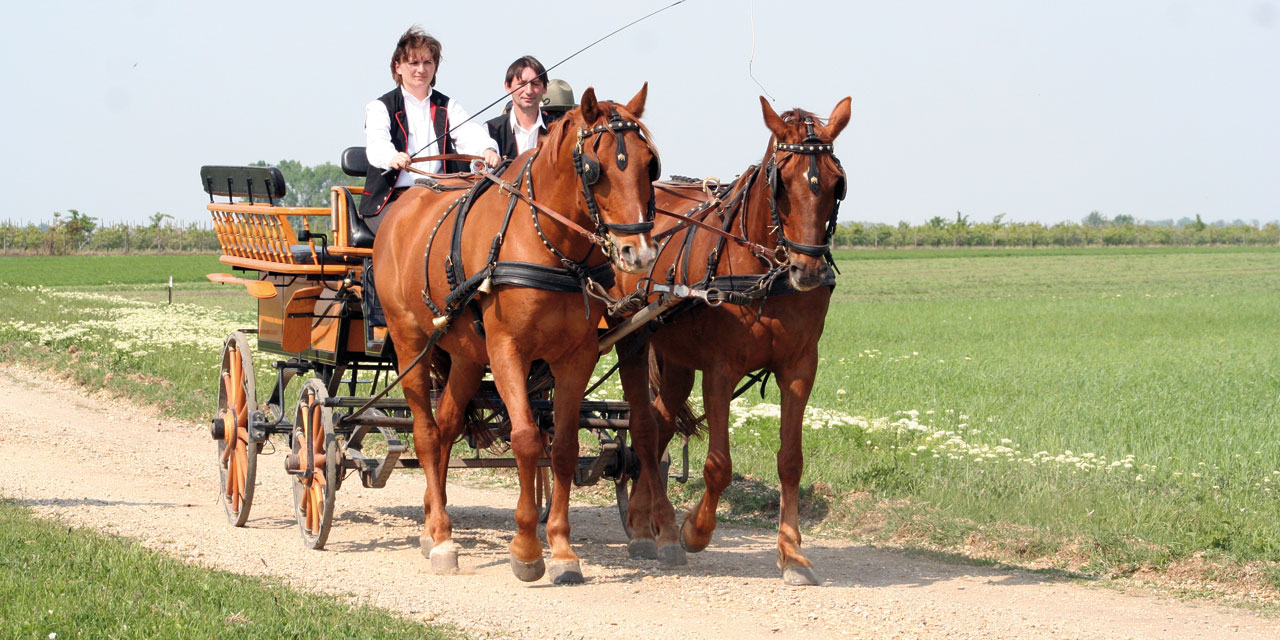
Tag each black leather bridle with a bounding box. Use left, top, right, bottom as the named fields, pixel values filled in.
left=764, top=116, right=846, bottom=262
left=572, top=108, right=661, bottom=244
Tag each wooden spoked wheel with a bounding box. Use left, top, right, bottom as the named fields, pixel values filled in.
left=217, top=331, right=258, bottom=527
left=292, top=378, right=339, bottom=550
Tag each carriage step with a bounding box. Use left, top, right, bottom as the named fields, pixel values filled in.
left=347, top=424, right=407, bottom=489
left=529, top=399, right=631, bottom=414
left=326, top=397, right=411, bottom=409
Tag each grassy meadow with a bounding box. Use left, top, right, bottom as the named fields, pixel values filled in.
left=1, top=247, right=1278, bottom=597
left=0, top=501, right=456, bottom=639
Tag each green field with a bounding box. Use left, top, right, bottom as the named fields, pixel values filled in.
left=0, top=501, right=456, bottom=639
left=0, top=254, right=226, bottom=286
left=1, top=248, right=1278, bottom=596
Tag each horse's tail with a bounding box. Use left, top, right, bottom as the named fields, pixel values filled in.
left=427, top=347, right=499, bottom=450
left=648, top=348, right=705, bottom=438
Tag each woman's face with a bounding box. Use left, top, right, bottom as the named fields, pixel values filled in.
left=396, top=48, right=436, bottom=94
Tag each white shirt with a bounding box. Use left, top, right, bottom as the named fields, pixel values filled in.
left=508, top=109, right=546, bottom=156
left=364, top=87, right=498, bottom=187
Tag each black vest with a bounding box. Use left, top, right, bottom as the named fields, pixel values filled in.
left=485, top=112, right=549, bottom=161
left=360, top=88, right=466, bottom=218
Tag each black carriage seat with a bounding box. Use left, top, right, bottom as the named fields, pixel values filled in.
left=340, top=147, right=375, bottom=249
left=200, top=165, right=287, bottom=203
left=288, top=243, right=363, bottom=265
left=341, top=146, right=370, bottom=177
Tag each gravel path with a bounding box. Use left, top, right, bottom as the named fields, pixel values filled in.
left=1, top=365, right=1275, bottom=639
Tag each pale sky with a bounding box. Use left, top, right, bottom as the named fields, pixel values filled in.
left=1, top=1, right=1276, bottom=227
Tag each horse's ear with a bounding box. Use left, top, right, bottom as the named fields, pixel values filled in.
left=581, top=87, right=600, bottom=123
left=760, top=96, right=788, bottom=139
left=624, top=82, right=648, bottom=118
left=823, top=96, right=852, bottom=140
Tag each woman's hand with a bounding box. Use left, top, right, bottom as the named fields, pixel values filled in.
left=388, top=152, right=412, bottom=170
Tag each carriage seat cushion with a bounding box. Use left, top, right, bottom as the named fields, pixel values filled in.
left=342, top=187, right=374, bottom=249
left=289, top=244, right=363, bottom=266
left=341, top=147, right=370, bottom=178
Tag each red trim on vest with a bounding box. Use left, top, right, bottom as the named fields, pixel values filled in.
left=372, top=110, right=409, bottom=217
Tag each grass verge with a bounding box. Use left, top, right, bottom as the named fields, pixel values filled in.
left=0, top=500, right=458, bottom=639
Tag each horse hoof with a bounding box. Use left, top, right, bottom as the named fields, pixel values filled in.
left=680, top=518, right=709, bottom=553
left=627, top=539, right=658, bottom=560
left=782, top=566, right=820, bottom=586
left=509, top=554, right=546, bottom=582
left=658, top=543, right=687, bottom=566
left=429, top=541, right=460, bottom=574
left=418, top=537, right=432, bottom=559
left=548, top=560, right=584, bottom=585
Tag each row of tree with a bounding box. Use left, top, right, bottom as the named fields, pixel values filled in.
left=832, top=212, right=1280, bottom=248
left=0, top=160, right=346, bottom=255
left=5, top=157, right=1277, bottom=254
left=0, top=212, right=221, bottom=255
left=6, top=211, right=1275, bottom=256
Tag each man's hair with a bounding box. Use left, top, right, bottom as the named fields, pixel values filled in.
left=504, top=55, right=547, bottom=87
left=391, top=26, right=442, bottom=87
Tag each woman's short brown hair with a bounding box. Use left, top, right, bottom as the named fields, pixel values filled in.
left=391, top=26, right=442, bottom=87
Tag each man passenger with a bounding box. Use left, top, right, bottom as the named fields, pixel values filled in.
left=485, top=56, right=550, bottom=161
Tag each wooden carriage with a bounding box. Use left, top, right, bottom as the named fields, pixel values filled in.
left=203, top=158, right=659, bottom=548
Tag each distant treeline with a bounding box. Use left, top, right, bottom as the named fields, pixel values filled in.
left=6, top=155, right=1278, bottom=255
left=5, top=210, right=1278, bottom=255
left=1, top=212, right=220, bottom=255
left=832, top=212, right=1280, bottom=248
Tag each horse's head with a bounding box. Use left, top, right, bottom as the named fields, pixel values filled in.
left=543, top=84, right=660, bottom=273
left=760, top=96, right=851, bottom=291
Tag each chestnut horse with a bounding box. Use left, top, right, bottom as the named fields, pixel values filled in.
left=613, top=96, right=850, bottom=585
left=374, top=85, right=659, bottom=584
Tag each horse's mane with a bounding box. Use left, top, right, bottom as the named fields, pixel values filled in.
left=778, top=108, right=826, bottom=139
left=540, top=100, right=656, bottom=168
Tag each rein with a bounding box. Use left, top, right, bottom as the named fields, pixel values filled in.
left=654, top=204, right=774, bottom=259
left=404, top=155, right=600, bottom=243
left=475, top=166, right=602, bottom=245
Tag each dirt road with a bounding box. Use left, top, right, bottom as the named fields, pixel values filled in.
left=1, top=365, right=1275, bottom=639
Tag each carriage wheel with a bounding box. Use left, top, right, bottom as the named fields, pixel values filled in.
left=291, top=378, right=339, bottom=550
left=216, top=331, right=258, bottom=527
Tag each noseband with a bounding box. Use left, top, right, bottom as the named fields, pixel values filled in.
left=764, top=116, right=846, bottom=261
left=572, top=109, right=661, bottom=240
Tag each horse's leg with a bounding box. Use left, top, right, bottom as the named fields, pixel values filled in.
left=433, top=357, right=485, bottom=501
left=681, top=368, right=734, bottom=553
left=638, top=355, right=694, bottom=564
left=617, top=337, right=660, bottom=560
left=424, top=355, right=485, bottom=570
left=540, top=339, right=597, bottom=583
left=651, top=355, right=695, bottom=460
left=392, top=342, right=453, bottom=572
left=775, top=357, right=820, bottom=586
left=487, top=344, right=546, bottom=582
